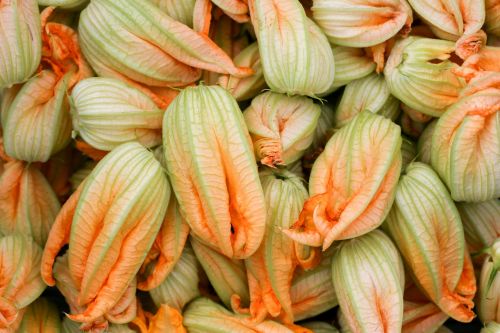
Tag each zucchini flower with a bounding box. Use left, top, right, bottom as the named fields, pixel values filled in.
left=53, top=253, right=138, bottom=332
left=0, top=0, right=41, bottom=88
left=191, top=236, right=249, bottom=309
left=402, top=301, right=449, bottom=333
left=457, top=200, right=500, bottom=256
left=71, top=77, right=165, bottom=151
left=477, top=239, right=500, bottom=324
left=303, top=103, right=335, bottom=168
left=78, top=0, right=252, bottom=92
left=149, top=247, right=201, bottom=311
left=301, top=322, right=339, bottom=333
left=485, top=0, right=500, bottom=37
left=132, top=304, right=186, bottom=333
left=0, top=234, right=46, bottom=331
left=138, top=195, right=190, bottom=291
left=0, top=161, right=60, bottom=246
left=1, top=8, right=92, bottom=162
left=311, top=0, right=412, bottom=47
left=163, top=85, right=266, bottom=259
left=284, top=112, right=402, bottom=250
left=407, top=0, right=485, bottom=59
left=41, top=142, right=170, bottom=326
left=385, top=162, right=476, bottom=322
left=17, top=298, right=61, bottom=333
left=232, top=169, right=308, bottom=323
left=453, top=46, right=500, bottom=82
left=401, top=137, right=417, bottom=170
left=416, top=120, right=437, bottom=165
left=401, top=104, right=434, bottom=124
left=148, top=0, right=197, bottom=26
left=219, top=42, right=267, bottom=102
left=290, top=254, right=337, bottom=321
left=430, top=73, right=499, bottom=202
left=384, top=37, right=465, bottom=117
left=332, top=230, right=405, bottom=333
left=328, top=46, right=376, bottom=92
left=183, top=297, right=312, bottom=333
left=243, top=92, right=321, bottom=167
left=334, top=73, right=400, bottom=128
left=62, top=318, right=135, bottom=333
left=249, top=0, right=335, bottom=96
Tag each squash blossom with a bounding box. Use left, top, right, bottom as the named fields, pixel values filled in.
left=334, top=73, right=400, bottom=128
left=384, top=37, right=465, bottom=117
left=312, top=0, right=412, bottom=47
left=0, top=0, right=41, bottom=88
left=485, top=0, right=500, bottom=37
left=183, top=297, right=313, bottom=333
left=41, top=142, right=170, bottom=326
left=402, top=301, right=449, bottom=333
left=284, top=112, right=402, bottom=250
left=249, top=0, right=335, bottom=96
left=232, top=169, right=309, bottom=323
left=1, top=7, right=92, bottom=162
left=385, top=162, right=476, bottom=322
left=16, top=298, right=61, bottom=333
left=132, top=303, right=186, bottom=333
left=332, top=230, right=405, bottom=333
left=431, top=72, right=499, bottom=202
left=407, top=0, right=486, bottom=59
left=137, top=195, right=190, bottom=291
left=0, top=161, right=60, bottom=247
left=62, top=317, right=135, bottom=333
left=0, top=234, right=46, bottom=331
left=290, top=253, right=337, bottom=321
left=244, top=92, right=321, bottom=167
left=416, top=120, right=437, bottom=165
left=477, top=239, right=500, bottom=324
left=163, top=85, right=266, bottom=259
left=71, top=77, right=165, bottom=151
left=78, top=0, right=252, bottom=99
left=149, top=246, right=201, bottom=311
left=191, top=236, right=250, bottom=309
left=453, top=47, right=500, bottom=82
left=327, top=46, right=376, bottom=92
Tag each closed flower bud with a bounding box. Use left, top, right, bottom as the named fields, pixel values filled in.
left=244, top=92, right=321, bottom=167
left=477, top=239, right=500, bottom=324
left=71, top=77, right=165, bottom=151
left=41, top=142, right=170, bottom=325
left=0, top=234, right=46, bottom=331
left=62, top=317, right=135, bottom=333
left=457, top=200, right=500, bottom=255
left=191, top=236, right=249, bottom=309
left=328, top=46, right=376, bottom=92
left=233, top=169, right=308, bottom=323
left=291, top=254, right=337, bottom=321
left=148, top=0, right=196, bottom=27
left=332, top=230, right=405, bottom=333
left=149, top=247, right=201, bottom=311
left=431, top=73, right=499, bottom=202
left=183, top=297, right=312, bottom=333
left=385, top=162, right=476, bottom=322
left=312, top=0, right=412, bottom=47
left=163, top=85, right=266, bottom=259
left=0, top=161, right=60, bottom=246
left=250, top=0, right=335, bottom=96
left=0, top=0, right=41, bottom=88
left=402, top=301, right=449, bottom=333
left=416, top=120, right=437, bottom=165
left=407, top=0, right=485, bottom=58
left=285, top=112, right=401, bottom=250
left=334, top=73, right=400, bottom=128
left=79, top=0, right=252, bottom=89
left=17, top=298, right=61, bottom=333
left=132, top=303, right=186, bottom=333
left=219, top=42, right=267, bottom=101
left=384, top=37, right=465, bottom=117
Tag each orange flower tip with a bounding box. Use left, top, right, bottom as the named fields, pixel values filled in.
left=232, top=66, right=255, bottom=78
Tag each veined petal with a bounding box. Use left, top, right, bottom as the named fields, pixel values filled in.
left=485, top=0, right=500, bottom=37
left=312, top=0, right=412, bottom=47
left=71, top=77, right=165, bottom=151
left=16, top=298, right=61, bottom=333
left=477, top=239, right=500, bottom=324
left=147, top=0, right=196, bottom=27
left=331, top=230, right=405, bottom=333
left=244, top=92, right=321, bottom=167
left=163, top=85, right=266, bottom=259
left=327, top=45, right=376, bottom=92
left=285, top=112, right=401, bottom=250
left=385, top=162, right=476, bottom=322
left=0, top=0, right=41, bottom=88
left=416, top=120, right=437, bottom=165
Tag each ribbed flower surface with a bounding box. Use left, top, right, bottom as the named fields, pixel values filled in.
left=163, top=85, right=266, bottom=259
left=17, top=298, right=61, bottom=333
